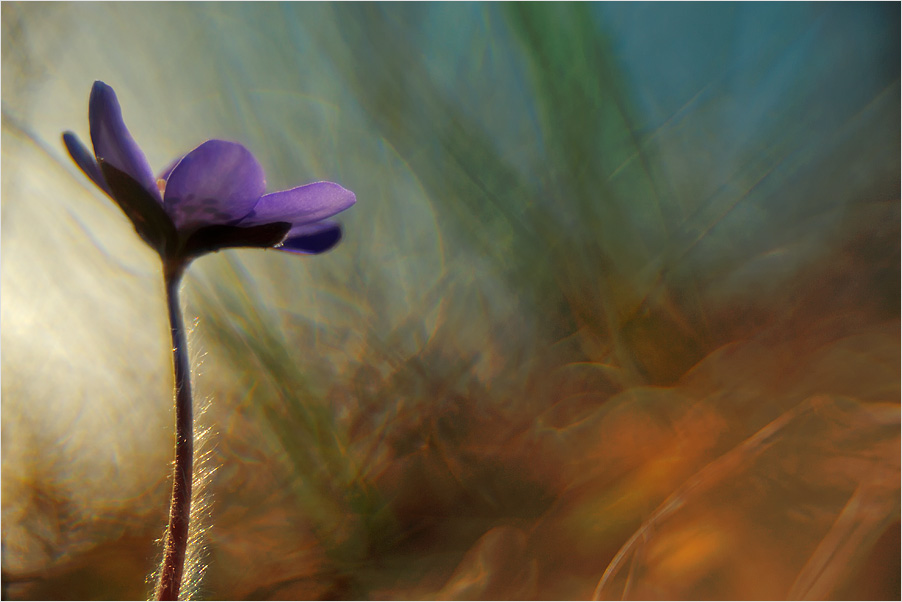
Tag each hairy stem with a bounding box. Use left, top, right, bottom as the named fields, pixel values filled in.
left=156, top=262, right=193, bottom=601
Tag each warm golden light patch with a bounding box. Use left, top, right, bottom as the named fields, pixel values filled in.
left=648, top=524, right=727, bottom=584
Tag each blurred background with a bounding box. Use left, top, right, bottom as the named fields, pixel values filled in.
left=1, top=2, right=899, bottom=600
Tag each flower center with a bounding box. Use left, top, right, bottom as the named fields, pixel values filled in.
left=157, top=178, right=167, bottom=195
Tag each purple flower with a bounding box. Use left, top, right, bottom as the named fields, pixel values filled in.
left=63, top=81, right=355, bottom=264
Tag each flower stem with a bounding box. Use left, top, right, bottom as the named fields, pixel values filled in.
left=156, top=263, right=193, bottom=601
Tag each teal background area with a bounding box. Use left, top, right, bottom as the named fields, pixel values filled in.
left=2, top=3, right=899, bottom=599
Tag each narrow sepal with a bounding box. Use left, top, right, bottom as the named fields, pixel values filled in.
left=63, top=131, right=111, bottom=195
left=100, top=160, right=178, bottom=255
left=181, top=221, right=292, bottom=259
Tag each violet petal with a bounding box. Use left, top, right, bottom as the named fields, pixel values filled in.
left=278, top=220, right=343, bottom=254
left=163, top=140, right=265, bottom=231
left=89, top=81, right=160, bottom=202
left=62, top=131, right=111, bottom=195
left=157, top=155, right=184, bottom=184
left=239, top=182, right=356, bottom=228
